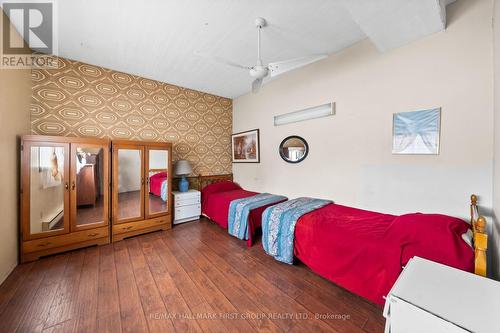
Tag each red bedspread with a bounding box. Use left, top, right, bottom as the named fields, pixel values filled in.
left=150, top=172, right=167, bottom=197
left=202, top=181, right=285, bottom=246
left=203, top=188, right=257, bottom=229
left=294, top=204, right=474, bottom=305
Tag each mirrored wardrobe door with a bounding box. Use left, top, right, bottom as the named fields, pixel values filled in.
left=145, top=147, right=170, bottom=218
left=22, top=141, right=70, bottom=240
left=70, top=143, right=109, bottom=231
left=113, top=145, right=145, bottom=223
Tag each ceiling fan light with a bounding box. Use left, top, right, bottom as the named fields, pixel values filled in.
left=249, top=66, right=268, bottom=79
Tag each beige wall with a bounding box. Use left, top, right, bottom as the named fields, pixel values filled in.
left=493, top=0, right=500, bottom=280
left=0, top=14, right=32, bottom=283
left=31, top=58, right=232, bottom=176
left=234, top=1, right=494, bottom=223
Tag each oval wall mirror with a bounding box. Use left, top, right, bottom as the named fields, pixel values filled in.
left=279, top=136, right=309, bottom=163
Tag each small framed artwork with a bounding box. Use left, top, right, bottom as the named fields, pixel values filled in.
left=393, top=108, right=441, bottom=155
left=232, top=129, right=260, bottom=163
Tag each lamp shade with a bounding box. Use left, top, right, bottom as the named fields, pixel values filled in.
left=174, top=160, right=192, bottom=176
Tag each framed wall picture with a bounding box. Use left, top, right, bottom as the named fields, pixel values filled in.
left=232, top=129, right=260, bottom=163
left=393, top=108, right=441, bottom=155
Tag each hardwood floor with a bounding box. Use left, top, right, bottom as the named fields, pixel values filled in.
left=117, top=191, right=167, bottom=220
left=77, top=195, right=105, bottom=226
left=118, top=191, right=142, bottom=220
left=148, top=193, right=167, bottom=215
left=0, top=218, right=385, bottom=333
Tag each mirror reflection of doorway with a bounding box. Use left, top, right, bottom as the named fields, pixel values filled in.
left=75, top=147, right=105, bottom=226
left=29, top=145, right=66, bottom=234
left=117, top=149, right=143, bottom=221
left=279, top=136, right=309, bottom=164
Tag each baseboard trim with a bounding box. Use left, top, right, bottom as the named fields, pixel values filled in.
left=0, top=261, right=18, bottom=286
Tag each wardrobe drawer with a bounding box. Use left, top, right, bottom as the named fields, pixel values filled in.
left=113, top=215, right=171, bottom=235
left=23, top=227, right=109, bottom=253
left=175, top=196, right=201, bottom=207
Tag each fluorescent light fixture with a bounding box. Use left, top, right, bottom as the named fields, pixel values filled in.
left=274, top=102, right=334, bottom=126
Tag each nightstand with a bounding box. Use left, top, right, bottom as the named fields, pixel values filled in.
left=172, top=190, right=201, bottom=225
left=383, top=257, right=500, bottom=333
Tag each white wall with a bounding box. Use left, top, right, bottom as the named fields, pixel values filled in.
left=492, top=0, right=500, bottom=280
left=234, top=0, right=494, bottom=222
left=0, top=14, right=31, bottom=283
left=149, top=150, right=169, bottom=170
left=29, top=147, right=65, bottom=234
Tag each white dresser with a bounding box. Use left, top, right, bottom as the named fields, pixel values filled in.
left=384, top=257, right=500, bottom=333
left=172, top=190, right=201, bottom=225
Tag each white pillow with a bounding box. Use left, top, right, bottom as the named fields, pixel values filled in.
left=462, top=229, right=473, bottom=248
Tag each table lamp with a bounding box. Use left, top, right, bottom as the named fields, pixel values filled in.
left=174, top=160, right=192, bottom=192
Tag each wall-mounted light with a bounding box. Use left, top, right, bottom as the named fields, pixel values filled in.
left=274, top=102, right=335, bottom=126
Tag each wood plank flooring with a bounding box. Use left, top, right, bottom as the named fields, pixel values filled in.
left=117, top=191, right=167, bottom=221
left=0, top=218, right=385, bottom=333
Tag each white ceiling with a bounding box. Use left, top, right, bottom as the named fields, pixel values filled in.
left=342, top=0, right=453, bottom=52
left=4, top=0, right=456, bottom=98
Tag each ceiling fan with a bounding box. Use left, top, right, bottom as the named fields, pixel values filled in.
left=201, top=17, right=328, bottom=93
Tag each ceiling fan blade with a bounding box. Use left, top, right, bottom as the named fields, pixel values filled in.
left=268, top=54, right=328, bottom=77
left=194, top=51, right=250, bottom=70
left=252, top=78, right=263, bottom=93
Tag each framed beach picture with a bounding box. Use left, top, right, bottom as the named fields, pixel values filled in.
left=232, top=129, right=260, bottom=163
left=392, top=108, right=441, bottom=155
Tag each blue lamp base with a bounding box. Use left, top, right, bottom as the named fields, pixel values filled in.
left=178, top=176, right=189, bottom=192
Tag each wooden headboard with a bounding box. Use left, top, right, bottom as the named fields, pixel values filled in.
left=198, top=174, right=234, bottom=191
left=172, top=174, right=233, bottom=192
left=470, top=194, right=488, bottom=277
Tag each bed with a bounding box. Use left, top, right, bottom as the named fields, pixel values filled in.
left=262, top=196, right=486, bottom=305
left=199, top=174, right=287, bottom=246
left=149, top=169, right=168, bottom=201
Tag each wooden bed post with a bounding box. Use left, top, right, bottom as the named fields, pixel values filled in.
left=470, top=194, right=487, bottom=277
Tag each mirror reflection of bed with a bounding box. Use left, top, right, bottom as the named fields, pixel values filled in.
left=148, top=170, right=168, bottom=214
left=75, top=147, right=105, bottom=226
left=148, top=150, right=168, bottom=215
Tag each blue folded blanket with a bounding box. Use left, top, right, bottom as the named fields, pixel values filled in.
left=262, top=197, right=332, bottom=264
left=228, top=193, right=287, bottom=240
left=161, top=180, right=168, bottom=202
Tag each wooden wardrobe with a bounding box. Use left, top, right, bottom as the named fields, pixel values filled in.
left=20, top=135, right=110, bottom=262
left=111, top=140, right=172, bottom=241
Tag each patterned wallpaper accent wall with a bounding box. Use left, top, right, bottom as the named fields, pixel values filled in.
left=30, top=58, right=232, bottom=175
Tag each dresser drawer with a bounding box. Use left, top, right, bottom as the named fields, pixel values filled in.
left=23, top=227, right=109, bottom=253
left=175, top=196, right=201, bottom=207
left=174, top=204, right=201, bottom=220
left=387, top=297, right=468, bottom=333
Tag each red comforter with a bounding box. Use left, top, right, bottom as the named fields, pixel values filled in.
left=202, top=181, right=286, bottom=246
left=294, top=204, right=474, bottom=305
left=150, top=172, right=167, bottom=196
